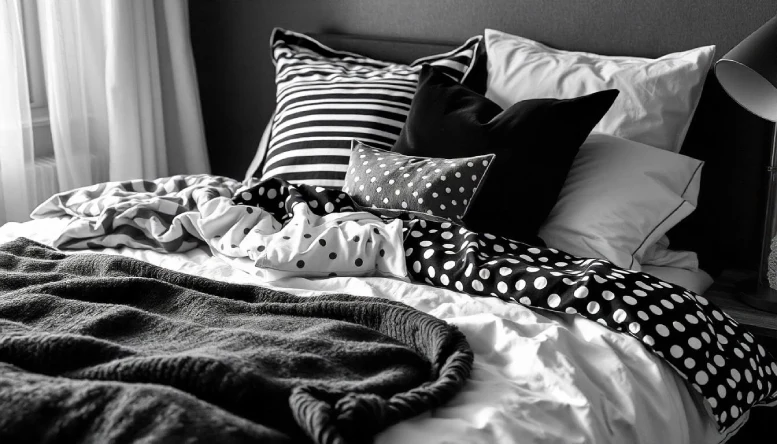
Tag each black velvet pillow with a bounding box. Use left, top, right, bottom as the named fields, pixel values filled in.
left=393, top=65, right=619, bottom=244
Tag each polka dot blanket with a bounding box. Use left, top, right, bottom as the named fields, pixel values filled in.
left=198, top=181, right=408, bottom=281
left=29, top=174, right=777, bottom=433
left=233, top=179, right=777, bottom=433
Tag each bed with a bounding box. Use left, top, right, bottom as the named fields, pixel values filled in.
left=2, top=3, right=777, bottom=443
left=0, top=206, right=748, bottom=444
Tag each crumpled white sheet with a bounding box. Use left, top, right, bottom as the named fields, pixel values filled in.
left=29, top=175, right=409, bottom=281
left=189, top=196, right=409, bottom=281
left=0, top=219, right=744, bottom=444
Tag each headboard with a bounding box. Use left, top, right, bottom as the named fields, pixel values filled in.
left=188, top=0, right=777, bottom=276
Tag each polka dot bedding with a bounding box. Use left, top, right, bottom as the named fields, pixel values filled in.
left=402, top=216, right=777, bottom=430
left=31, top=174, right=777, bottom=433
left=233, top=178, right=777, bottom=432
left=207, top=179, right=409, bottom=281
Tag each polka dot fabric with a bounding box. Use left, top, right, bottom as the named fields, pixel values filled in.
left=400, top=217, right=777, bottom=432
left=227, top=178, right=407, bottom=280
left=342, top=141, right=494, bottom=221
left=231, top=177, right=777, bottom=432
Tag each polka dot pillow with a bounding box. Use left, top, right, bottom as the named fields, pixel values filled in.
left=342, top=140, right=494, bottom=221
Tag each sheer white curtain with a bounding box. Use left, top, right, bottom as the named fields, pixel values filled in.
left=0, top=0, right=36, bottom=223
left=0, top=0, right=209, bottom=224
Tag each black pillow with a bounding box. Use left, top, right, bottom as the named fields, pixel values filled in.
left=392, top=65, right=619, bottom=244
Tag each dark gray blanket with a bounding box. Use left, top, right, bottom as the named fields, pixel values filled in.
left=0, top=238, right=472, bottom=444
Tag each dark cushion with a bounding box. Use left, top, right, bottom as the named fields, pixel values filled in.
left=343, top=140, right=495, bottom=221
left=392, top=65, right=618, bottom=243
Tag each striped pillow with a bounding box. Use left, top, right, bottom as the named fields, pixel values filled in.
left=254, top=28, right=482, bottom=189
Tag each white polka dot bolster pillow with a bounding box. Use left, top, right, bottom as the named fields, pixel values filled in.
left=342, top=141, right=495, bottom=222
left=252, top=28, right=483, bottom=189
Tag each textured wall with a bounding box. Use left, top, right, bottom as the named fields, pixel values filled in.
left=190, top=0, right=775, bottom=178
left=189, top=0, right=777, bottom=272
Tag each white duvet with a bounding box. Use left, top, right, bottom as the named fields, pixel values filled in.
left=0, top=219, right=742, bottom=444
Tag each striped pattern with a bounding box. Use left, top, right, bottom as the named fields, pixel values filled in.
left=256, top=28, right=482, bottom=189
left=30, top=175, right=242, bottom=253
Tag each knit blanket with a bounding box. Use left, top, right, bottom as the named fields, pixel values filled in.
left=0, top=238, right=472, bottom=444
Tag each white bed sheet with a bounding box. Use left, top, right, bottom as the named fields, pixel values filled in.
left=0, top=219, right=741, bottom=444
left=642, top=264, right=713, bottom=296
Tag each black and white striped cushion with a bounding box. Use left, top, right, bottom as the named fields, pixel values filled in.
left=255, top=28, right=482, bottom=189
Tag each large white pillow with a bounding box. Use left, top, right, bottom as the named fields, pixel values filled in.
left=538, top=134, right=703, bottom=271
left=484, top=29, right=715, bottom=152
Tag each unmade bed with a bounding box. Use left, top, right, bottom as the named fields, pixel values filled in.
left=0, top=172, right=774, bottom=443
left=3, top=6, right=777, bottom=442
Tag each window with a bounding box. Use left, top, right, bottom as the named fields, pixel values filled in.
left=19, top=0, right=53, bottom=158
left=21, top=0, right=45, bottom=109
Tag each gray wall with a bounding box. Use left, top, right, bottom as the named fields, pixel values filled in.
left=189, top=0, right=775, bottom=179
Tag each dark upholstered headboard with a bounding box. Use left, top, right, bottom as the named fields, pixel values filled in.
left=188, top=0, right=777, bottom=276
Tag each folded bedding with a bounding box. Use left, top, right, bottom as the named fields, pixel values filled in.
left=0, top=238, right=472, bottom=444
left=29, top=174, right=777, bottom=434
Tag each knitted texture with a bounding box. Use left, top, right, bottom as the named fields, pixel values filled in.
left=0, top=238, right=472, bottom=444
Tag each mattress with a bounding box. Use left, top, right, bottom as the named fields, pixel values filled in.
left=0, top=217, right=741, bottom=444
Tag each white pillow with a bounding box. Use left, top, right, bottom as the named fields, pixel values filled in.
left=538, top=134, right=703, bottom=271
left=484, top=29, right=715, bottom=152
left=641, top=265, right=713, bottom=295
left=642, top=235, right=700, bottom=271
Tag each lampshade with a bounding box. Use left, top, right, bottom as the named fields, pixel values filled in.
left=714, top=15, right=777, bottom=122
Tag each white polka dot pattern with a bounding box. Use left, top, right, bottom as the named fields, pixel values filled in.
left=342, top=141, right=494, bottom=222
left=233, top=177, right=777, bottom=433
left=398, top=216, right=777, bottom=433
left=230, top=178, right=406, bottom=279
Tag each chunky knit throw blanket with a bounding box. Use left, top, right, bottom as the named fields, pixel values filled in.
left=0, top=238, right=473, bottom=444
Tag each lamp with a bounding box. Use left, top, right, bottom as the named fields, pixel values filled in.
left=715, top=14, right=777, bottom=312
